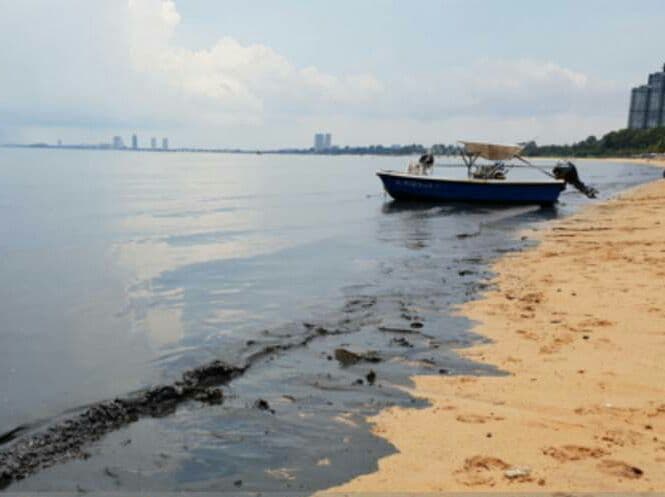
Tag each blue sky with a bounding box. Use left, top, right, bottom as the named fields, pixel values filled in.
left=2, top=0, right=665, bottom=148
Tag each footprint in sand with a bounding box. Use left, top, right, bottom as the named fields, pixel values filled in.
left=519, top=292, right=544, bottom=304
left=539, top=334, right=574, bottom=354
left=463, top=455, right=510, bottom=471
left=542, top=445, right=608, bottom=462
left=516, top=329, right=540, bottom=341
left=456, top=413, right=505, bottom=424
left=597, top=429, right=644, bottom=448
left=454, top=455, right=510, bottom=487
left=647, top=404, right=665, bottom=417
left=455, top=455, right=538, bottom=486
left=578, top=318, right=614, bottom=328
left=596, top=459, right=643, bottom=479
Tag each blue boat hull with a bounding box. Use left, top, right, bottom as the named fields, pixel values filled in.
left=377, top=171, right=565, bottom=205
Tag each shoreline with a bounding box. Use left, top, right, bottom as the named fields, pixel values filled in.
left=321, top=174, right=665, bottom=492
left=529, top=156, right=665, bottom=169
left=609, top=157, right=665, bottom=169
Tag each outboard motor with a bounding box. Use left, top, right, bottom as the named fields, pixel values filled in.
left=552, top=161, right=598, bottom=198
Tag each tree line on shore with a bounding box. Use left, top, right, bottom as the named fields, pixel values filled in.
left=311, top=127, right=665, bottom=158
left=522, top=127, right=665, bottom=158
left=288, top=143, right=461, bottom=156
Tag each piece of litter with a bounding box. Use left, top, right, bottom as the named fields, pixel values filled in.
left=504, top=467, right=531, bottom=479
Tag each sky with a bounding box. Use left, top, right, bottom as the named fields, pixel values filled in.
left=2, top=0, right=665, bottom=149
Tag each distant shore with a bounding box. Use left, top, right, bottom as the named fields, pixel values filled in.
left=7, top=144, right=665, bottom=166
left=1, top=143, right=433, bottom=157
left=321, top=166, right=665, bottom=492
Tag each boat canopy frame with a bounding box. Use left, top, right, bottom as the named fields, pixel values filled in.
left=457, top=140, right=556, bottom=180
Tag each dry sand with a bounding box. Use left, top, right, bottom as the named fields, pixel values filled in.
left=321, top=177, right=665, bottom=493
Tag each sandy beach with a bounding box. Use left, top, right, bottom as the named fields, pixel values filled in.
left=322, top=173, right=665, bottom=493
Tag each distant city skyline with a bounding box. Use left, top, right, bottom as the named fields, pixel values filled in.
left=8, top=131, right=443, bottom=157
left=49, top=133, right=173, bottom=150
left=3, top=1, right=665, bottom=148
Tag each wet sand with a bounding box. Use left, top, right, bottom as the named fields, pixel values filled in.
left=323, top=176, right=665, bottom=492
left=619, top=157, right=665, bottom=169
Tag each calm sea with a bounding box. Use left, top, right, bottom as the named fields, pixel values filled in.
left=0, top=147, right=658, bottom=491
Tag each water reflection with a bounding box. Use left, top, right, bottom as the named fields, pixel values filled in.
left=143, top=305, right=184, bottom=346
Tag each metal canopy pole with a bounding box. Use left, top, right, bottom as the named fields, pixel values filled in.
left=460, top=152, right=479, bottom=178
left=514, top=154, right=556, bottom=179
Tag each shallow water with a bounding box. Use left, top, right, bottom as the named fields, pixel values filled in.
left=0, top=148, right=658, bottom=491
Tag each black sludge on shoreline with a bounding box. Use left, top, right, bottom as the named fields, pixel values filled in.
left=0, top=360, right=243, bottom=488
left=0, top=318, right=378, bottom=488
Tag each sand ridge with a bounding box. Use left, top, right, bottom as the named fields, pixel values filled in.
left=321, top=178, right=665, bottom=493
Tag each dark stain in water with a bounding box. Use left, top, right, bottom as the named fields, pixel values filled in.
left=0, top=201, right=540, bottom=492
left=0, top=270, right=502, bottom=489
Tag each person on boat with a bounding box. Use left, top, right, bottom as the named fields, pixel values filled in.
left=418, top=153, right=434, bottom=167
left=416, top=152, right=434, bottom=175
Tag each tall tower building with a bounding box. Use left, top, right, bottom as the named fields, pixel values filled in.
left=314, top=132, right=331, bottom=151
left=628, top=63, right=665, bottom=129
left=112, top=136, right=125, bottom=149
left=314, top=133, right=324, bottom=151
left=162, top=137, right=169, bottom=150
left=151, top=137, right=157, bottom=149
left=131, top=134, right=138, bottom=149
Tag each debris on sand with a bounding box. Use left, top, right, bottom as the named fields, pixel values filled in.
left=334, top=348, right=382, bottom=366
left=253, top=399, right=275, bottom=414
left=504, top=466, right=531, bottom=479
left=378, top=326, right=417, bottom=334
left=456, top=232, right=479, bottom=239
left=391, top=337, right=413, bottom=348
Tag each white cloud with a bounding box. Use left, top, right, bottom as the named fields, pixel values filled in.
left=380, top=58, right=623, bottom=123
left=124, top=0, right=384, bottom=122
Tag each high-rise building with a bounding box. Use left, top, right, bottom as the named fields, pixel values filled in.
left=162, top=137, right=169, bottom=150
left=131, top=134, right=138, bottom=149
left=314, top=133, right=324, bottom=151
left=314, top=132, right=332, bottom=151
left=151, top=137, right=157, bottom=149
left=112, top=136, right=125, bottom=149
left=628, top=63, right=665, bottom=129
